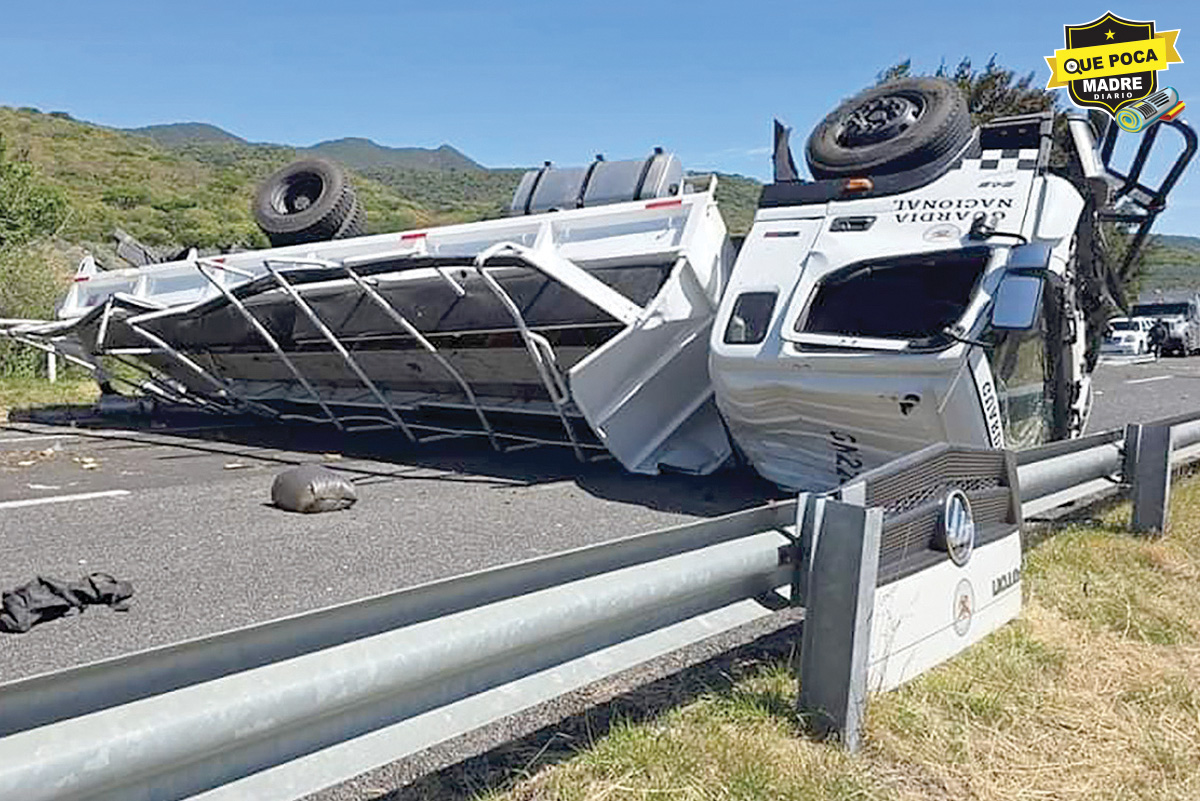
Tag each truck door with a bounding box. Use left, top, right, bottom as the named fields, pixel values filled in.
left=984, top=295, right=1063, bottom=450
left=988, top=329, right=1052, bottom=449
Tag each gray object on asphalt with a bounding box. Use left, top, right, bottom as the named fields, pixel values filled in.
left=271, top=464, right=357, bottom=513
left=0, top=573, right=133, bottom=634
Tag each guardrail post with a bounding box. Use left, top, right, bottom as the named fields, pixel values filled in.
left=798, top=498, right=882, bottom=752
left=1131, top=423, right=1173, bottom=535
left=1123, top=424, right=1142, bottom=485
left=46, top=351, right=57, bottom=383
left=794, top=492, right=822, bottom=605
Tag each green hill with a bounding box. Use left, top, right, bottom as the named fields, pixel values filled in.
left=0, top=107, right=467, bottom=261
left=1140, top=234, right=1200, bottom=293
left=1157, top=234, right=1200, bottom=252
left=305, top=138, right=482, bottom=172
left=127, top=120, right=766, bottom=233
left=130, top=122, right=247, bottom=147
left=0, top=105, right=769, bottom=278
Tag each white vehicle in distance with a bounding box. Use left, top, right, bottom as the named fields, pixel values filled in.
left=1101, top=317, right=1153, bottom=357
left=1131, top=294, right=1200, bottom=357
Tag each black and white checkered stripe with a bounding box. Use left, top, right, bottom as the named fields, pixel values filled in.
left=953, top=148, right=1040, bottom=171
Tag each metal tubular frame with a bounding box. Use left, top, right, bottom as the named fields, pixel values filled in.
left=88, top=298, right=238, bottom=412
left=5, top=333, right=98, bottom=375
left=195, top=259, right=346, bottom=431
left=264, top=264, right=417, bottom=442
left=265, top=256, right=503, bottom=451
left=96, top=297, right=116, bottom=351
left=4, top=325, right=189, bottom=410
left=104, top=353, right=238, bottom=413
left=122, top=318, right=275, bottom=418
left=473, top=246, right=587, bottom=461
left=1096, top=117, right=1198, bottom=276
left=5, top=236, right=650, bottom=460
left=337, top=263, right=502, bottom=451
left=241, top=249, right=607, bottom=460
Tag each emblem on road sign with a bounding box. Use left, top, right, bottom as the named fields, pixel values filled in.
left=939, top=489, right=976, bottom=567
left=953, top=578, right=975, bottom=637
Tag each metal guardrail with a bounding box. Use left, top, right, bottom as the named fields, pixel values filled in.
left=3, top=409, right=1200, bottom=799
left=1016, top=429, right=1125, bottom=517
left=0, top=504, right=797, bottom=801
left=1016, top=410, right=1200, bottom=523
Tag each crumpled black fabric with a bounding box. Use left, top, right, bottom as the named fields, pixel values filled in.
left=0, top=573, right=134, bottom=634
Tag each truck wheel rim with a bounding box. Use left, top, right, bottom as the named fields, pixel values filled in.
left=272, top=173, right=324, bottom=215
left=838, top=94, right=924, bottom=147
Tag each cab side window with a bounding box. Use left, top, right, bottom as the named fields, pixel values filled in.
left=985, top=319, right=1052, bottom=450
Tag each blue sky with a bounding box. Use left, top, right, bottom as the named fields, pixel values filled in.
left=1, top=0, right=1197, bottom=233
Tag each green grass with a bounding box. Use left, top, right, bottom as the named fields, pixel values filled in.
left=478, top=477, right=1200, bottom=801
left=0, top=375, right=98, bottom=420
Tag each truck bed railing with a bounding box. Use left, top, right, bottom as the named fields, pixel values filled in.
left=108, top=251, right=601, bottom=454
left=3, top=189, right=731, bottom=473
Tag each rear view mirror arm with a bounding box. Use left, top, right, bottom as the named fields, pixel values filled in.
left=942, top=326, right=990, bottom=349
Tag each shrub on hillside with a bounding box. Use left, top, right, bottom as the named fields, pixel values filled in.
left=0, top=137, right=68, bottom=250
left=0, top=135, right=72, bottom=376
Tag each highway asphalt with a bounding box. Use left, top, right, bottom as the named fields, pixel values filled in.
left=0, top=410, right=782, bottom=684
left=1088, top=352, right=1200, bottom=432
left=0, top=354, right=1194, bottom=677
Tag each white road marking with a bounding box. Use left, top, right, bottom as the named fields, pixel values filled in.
left=1125, top=375, right=1173, bottom=385
left=0, top=489, right=131, bottom=511
left=0, top=434, right=77, bottom=446
left=1100, top=354, right=1155, bottom=365
left=522, top=480, right=576, bottom=492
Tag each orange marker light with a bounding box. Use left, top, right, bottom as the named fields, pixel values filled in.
left=843, top=178, right=874, bottom=193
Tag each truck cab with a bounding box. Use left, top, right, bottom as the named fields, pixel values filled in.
left=710, top=78, right=1194, bottom=490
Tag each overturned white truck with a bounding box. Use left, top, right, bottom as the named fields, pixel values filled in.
left=3, top=79, right=1194, bottom=490
left=713, top=79, right=1195, bottom=488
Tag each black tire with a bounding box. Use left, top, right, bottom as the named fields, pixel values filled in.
left=253, top=159, right=364, bottom=247
left=805, top=77, right=971, bottom=180
left=337, top=196, right=367, bottom=238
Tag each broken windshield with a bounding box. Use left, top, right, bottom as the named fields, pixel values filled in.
left=799, top=247, right=991, bottom=344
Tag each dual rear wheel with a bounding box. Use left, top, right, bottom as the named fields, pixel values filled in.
left=252, top=159, right=366, bottom=247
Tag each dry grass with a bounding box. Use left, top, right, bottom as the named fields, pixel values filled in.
left=479, top=477, right=1200, bottom=801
